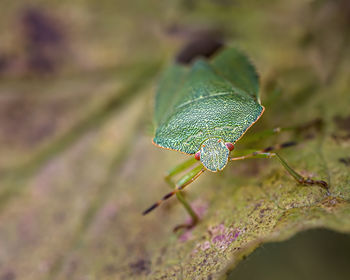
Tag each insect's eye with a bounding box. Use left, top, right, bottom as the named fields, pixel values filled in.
left=225, top=142, right=234, bottom=151
left=195, top=152, right=201, bottom=160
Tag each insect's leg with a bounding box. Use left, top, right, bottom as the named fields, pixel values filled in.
left=164, top=158, right=200, bottom=228
left=241, top=119, right=323, bottom=145
left=229, top=142, right=328, bottom=190
left=165, top=157, right=198, bottom=184
left=142, top=165, right=205, bottom=221
left=273, top=152, right=328, bottom=191
left=171, top=165, right=206, bottom=232
left=229, top=141, right=298, bottom=161
left=240, top=127, right=291, bottom=145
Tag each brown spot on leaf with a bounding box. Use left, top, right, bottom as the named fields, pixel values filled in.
left=320, top=196, right=347, bottom=211
left=331, top=132, right=350, bottom=143
left=339, top=157, right=350, bottom=166
left=254, top=202, right=262, bottom=211
left=129, top=258, right=151, bottom=275
left=333, top=115, right=350, bottom=132
left=20, top=7, right=67, bottom=74
left=259, top=207, right=271, bottom=218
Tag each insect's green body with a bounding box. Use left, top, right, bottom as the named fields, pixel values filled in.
left=144, top=46, right=327, bottom=221
left=153, top=48, right=264, bottom=172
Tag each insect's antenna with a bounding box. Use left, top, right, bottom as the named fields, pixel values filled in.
left=259, top=141, right=297, bottom=153
left=142, top=168, right=205, bottom=215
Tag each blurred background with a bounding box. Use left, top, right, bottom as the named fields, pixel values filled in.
left=0, top=0, right=349, bottom=279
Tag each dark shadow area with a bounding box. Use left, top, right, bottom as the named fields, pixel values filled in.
left=229, top=228, right=350, bottom=280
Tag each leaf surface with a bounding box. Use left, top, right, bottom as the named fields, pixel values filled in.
left=0, top=1, right=349, bottom=280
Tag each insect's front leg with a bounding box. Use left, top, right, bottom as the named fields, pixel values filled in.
left=165, top=158, right=203, bottom=232
left=142, top=157, right=206, bottom=232
left=165, top=157, right=198, bottom=185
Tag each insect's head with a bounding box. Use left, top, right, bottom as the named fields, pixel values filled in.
left=195, top=138, right=234, bottom=172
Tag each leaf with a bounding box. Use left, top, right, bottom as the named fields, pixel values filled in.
left=0, top=1, right=349, bottom=280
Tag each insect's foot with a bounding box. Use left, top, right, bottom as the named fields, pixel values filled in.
left=173, top=219, right=198, bottom=233
left=299, top=177, right=329, bottom=191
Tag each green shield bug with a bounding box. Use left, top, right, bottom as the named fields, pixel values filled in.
left=143, top=46, right=328, bottom=231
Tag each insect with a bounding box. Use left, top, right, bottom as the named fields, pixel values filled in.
left=143, top=47, right=328, bottom=230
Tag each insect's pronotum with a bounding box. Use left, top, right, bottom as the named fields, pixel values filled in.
left=143, top=47, right=328, bottom=231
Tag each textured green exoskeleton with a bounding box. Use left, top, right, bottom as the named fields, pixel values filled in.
left=153, top=48, right=264, bottom=171
left=144, top=47, right=328, bottom=229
